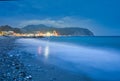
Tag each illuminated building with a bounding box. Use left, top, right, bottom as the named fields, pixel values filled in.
left=0, top=30, right=59, bottom=37
left=0, top=31, right=14, bottom=36
left=53, top=30, right=58, bottom=36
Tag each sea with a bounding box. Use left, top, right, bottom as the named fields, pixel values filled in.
left=1, top=36, right=120, bottom=81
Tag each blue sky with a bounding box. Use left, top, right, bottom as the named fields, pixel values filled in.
left=0, top=0, right=120, bottom=36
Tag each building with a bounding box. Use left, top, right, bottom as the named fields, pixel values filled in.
left=1, top=31, right=14, bottom=36
left=53, top=30, right=58, bottom=36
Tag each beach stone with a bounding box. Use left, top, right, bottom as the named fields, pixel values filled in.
left=0, top=37, right=32, bottom=81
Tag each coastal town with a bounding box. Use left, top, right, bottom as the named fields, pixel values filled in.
left=0, top=30, right=59, bottom=37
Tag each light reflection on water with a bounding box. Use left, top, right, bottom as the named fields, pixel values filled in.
left=44, top=45, right=49, bottom=58
left=16, top=38, right=120, bottom=81
left=37, top=40, right=50, bottom=58
left=38, top=46, right=42, bottom=55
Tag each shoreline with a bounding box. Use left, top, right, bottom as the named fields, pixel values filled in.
left=0, top=37, right=32, bottom=81
left=0, top=37, right=91, bottom=81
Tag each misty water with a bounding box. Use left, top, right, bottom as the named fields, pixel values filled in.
left=6, top=37, right=120, bottom=81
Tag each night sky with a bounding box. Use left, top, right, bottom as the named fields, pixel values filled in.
left=0, top=0, right=120, bottom=36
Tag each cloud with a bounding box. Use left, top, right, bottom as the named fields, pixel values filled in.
left=19, top=16, right=95, bottom=28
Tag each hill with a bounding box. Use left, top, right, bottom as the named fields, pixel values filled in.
left=0, top=25, right=22, bottom=33
left=22, top=24, right=94, bottom=36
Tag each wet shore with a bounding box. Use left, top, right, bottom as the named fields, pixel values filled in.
left=0, top=37, right=91, bottom=81
left=14, top=38, right=92, bottom=81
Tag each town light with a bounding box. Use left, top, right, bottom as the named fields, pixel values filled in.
left=0, top=30, right=59, bottom=37
left=46, top=32, right=51, bottom=37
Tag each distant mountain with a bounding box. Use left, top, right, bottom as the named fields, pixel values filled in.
left=23, top=24, right=94, bottom=36
left=0, top=25, right=22, bottom=33
left=0, top=24, right=94, bottom=36
left=22, top=24, right=50, bottom=32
